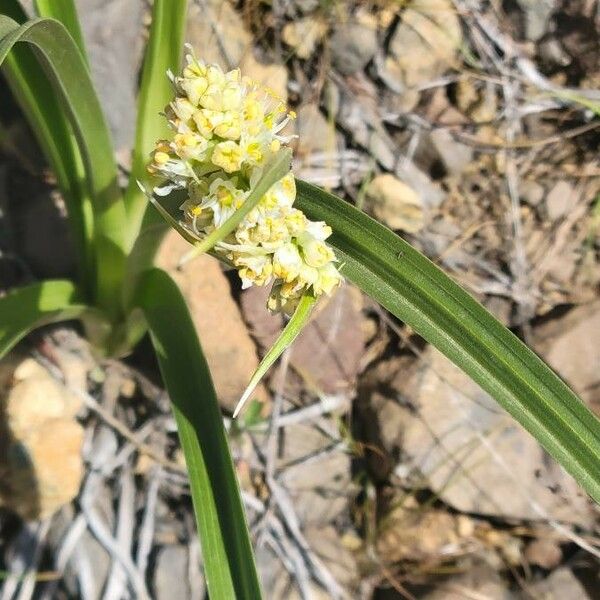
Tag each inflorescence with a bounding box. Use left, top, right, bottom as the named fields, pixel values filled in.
left=148, top=46, right=342, bottom=312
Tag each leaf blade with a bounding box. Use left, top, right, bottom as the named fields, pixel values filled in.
left=123, top=0, right=188, bottom=247
left=0, top=15, right=127, bottom=318
left=134, top=268, right=262, bottom=600
left=1, top=1, right=94, bottom=289
left=295, top=179, right=600, bottom=503
left=234, top=292, right=316, bottom=418
left=0, top=280, right=100, bottom=359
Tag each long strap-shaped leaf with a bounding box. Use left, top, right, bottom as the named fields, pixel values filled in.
left=123, top=0, right=187, bottom=248
left=134, top=269, right=262, bottom=599
left=0, top=15, right=127, bottom=319
left=33, top=0, right=88, bottom=64
left=1, top=1, right=94, bottom=290
left=295, top=180, right=600, bottom=504
left=0, top=280, right=104, bottom=359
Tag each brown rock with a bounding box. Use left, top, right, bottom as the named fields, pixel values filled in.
left=0, top=359, right=84, bottom=520
left=376, top=500, right=466, bottom=563
left=525, top=538, right=562, bottom=569
left=366, top=174, right=424, bottom=233
left=240, top=53, right=288, bottom=103
left=240, top=284, right=365, bottom=395
left=386, top=0, right=461, bottom=89
left=361, top=348, right=596, bottom=525
left=156, top=231, right=268, bottom=412
left=533, top=300, right=600, bottom=415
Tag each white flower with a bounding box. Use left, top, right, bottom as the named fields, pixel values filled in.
left=148, top=48, right=343, bottom=312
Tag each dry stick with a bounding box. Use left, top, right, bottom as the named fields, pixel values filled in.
left=80, top=473, right=150, bottom=600
left=268, top=479, right=348, bottom=600
left=135, top=471, right=162, bottom=575
left=102, top=469, right=136, bottom=600
left=39, top=514, right=87, bottom=600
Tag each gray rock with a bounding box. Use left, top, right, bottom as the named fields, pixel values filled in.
left=520, top=180, right=544, bottom=207
left=545, top=181, right=574, bottom=220
left=361, top=349, right=596, bottom=525
left=526, top=568, right=590, bottom=599
left=330, top=23, right=377, bottom=75
left=76, top=0, right=145, bottom=152
left=154, top=545, right=197, bottom=600
left=429, top=129, right=474, bottom=176
left=516, top=0, right=556, bottom=41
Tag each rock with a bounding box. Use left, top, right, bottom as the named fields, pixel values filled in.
left=304, top=526, right=359, bottom=591
left=0, top=359, right=84, bottom=520
left=365, top=174, right=424, bottom=233
left=330, top=22, right=378, bottom=75
left=154, top=545, right=204, bottom=600
left=156, top=231, right=268, bottom=412
left=240, top=53, right=288, bottom=102
left=295, top=104, right=334, bottom=157
left=256, top=526, right=358, bottom=599
left=277, top=423, right=356, bottom=525
left=515, top=0, right=556, bottom=41
left=282, top=17, right=327, bottom=60
left=386, top=0, right=461, bottom=89
left=361, top=348, right=596, bottom=525
left=545, top=181, right=574, bottom=220
left=429, top=128, right=474, bottom=176
left=520, top=180, right=545, bottom=207
left=186, top=0, right=252, bottom=69
left=527, top=568, right=589, bottom=599
left=77, top=0, right=144, bottom=151
left=240, top=284, right=366, bottom=396
left=376, top=498, right=469, bottom=563
left=524, top=538, right=562, bottom=569
left=533, top=300, right=600, bottom=415
left=423, top=562, right=515, bottom=600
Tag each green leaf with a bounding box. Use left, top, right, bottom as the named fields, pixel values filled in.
left=33, top=0, right=88, bottom=64
left=0, top=15, right=127, bottom=318
left=134, top=268, right=262, bottom=600
left=295, top=179, right=600, bottom=504
left=0, top=280, right=104, bottom=359
left=234, top=292, right=316, bottom=418
left=1, top=1, right=94, bottom=290
left=123, top=0, right=187, bottom=248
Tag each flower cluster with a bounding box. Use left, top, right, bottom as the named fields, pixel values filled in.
left=148, top=47, right=342, bottom=312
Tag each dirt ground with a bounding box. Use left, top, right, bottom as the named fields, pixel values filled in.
left=1, top=0, right=599, bottom=598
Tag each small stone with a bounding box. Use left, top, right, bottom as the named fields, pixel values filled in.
left=0, top=360, right=84, bottom=520
left=520, top=180, right=545, bottom=207
left=376, top=501, right=464, bottom=563
left=546, top=181, right=574, bottom=220
left=533, top=300, right=600, bottom=415
left=186, top=1, right=251, bottom=69
left=366, top=174, right=424, bottom=233
left=387, top=0, right=461, bottom=89
left=516, top=0, right=555, bottom=41
left=154, top=545, right=201, bottom=600
left=240, top=53, right=288, bottom=103
left=525, top=538, right=562, bottom=569
left=528, top=568, right=589, bottom=599
left=429, top=128, right=474, bottom=176
left=330, top=22, right=378, bottom=75
left=295, top=104, right=334, bottom=157
left=282, top=17, right=327, bottom=60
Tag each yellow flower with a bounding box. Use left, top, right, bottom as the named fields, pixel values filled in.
left=149, top=47, right=343, bottom=312
left=211, top=141, right=243, bottom=173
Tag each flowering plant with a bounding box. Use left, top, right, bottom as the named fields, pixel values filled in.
left=1, top=1, right=599, bottom=598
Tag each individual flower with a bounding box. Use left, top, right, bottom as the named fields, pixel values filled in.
left=148, top=45, right=343, bottom=312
